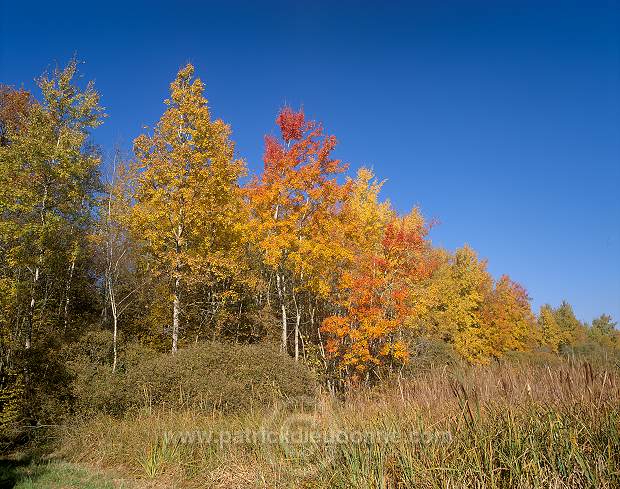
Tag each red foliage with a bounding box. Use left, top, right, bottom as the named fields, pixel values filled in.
left=321, top=215, right=437, bottom=379
left=263, top=135, right=284, bottom=166
left=276, top=106, right=305, bottom=142
left=0, top=85, right=32, bottom=145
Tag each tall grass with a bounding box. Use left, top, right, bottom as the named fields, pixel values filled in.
left=58, top=361, right=620, bottom=488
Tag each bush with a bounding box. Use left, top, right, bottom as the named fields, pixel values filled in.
left=64, top=329, right=116, bottom=365
left=501, top=348, right=566, bottom=368
left=1, top=338, right=74, bottom=448
left=566, top=340, right=620, bottom=368
left=402, top=337, right=462, bottom=376
left=69, top=341, right=316, bottom=417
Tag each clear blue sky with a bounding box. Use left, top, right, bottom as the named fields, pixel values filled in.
left=1, top=0, right=619, bottom=323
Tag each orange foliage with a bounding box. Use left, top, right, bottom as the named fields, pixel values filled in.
left=322, top=211, right=436, bottom=380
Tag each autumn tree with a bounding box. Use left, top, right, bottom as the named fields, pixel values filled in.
left=552, top=301, right=587, bottom=350
left=0, top=58, right=104, bottom=349
left=130, top=64, right=247, bottom=353
left=591, top=314, right=617, bottom=336
left=248, top=107, right=349, bottom=358
left=322, top=209, right=436, bottom=382
left=0, top=86, right=32, bottom=146
left=538, top=304, right=563, bottom=352
left=413, top=246, right=493, bottom=362
left=338, top=168, right=393, bottom=273
left=0, top=60, right=103, bottom=435
left=588, top=313, right=619, bottom=350
left=481, top=274, right=538, bottom=357
left=91, top=149, right=145, bottom=371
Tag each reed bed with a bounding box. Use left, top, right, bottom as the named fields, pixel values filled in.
left=58, top=361, right=620, bottom=488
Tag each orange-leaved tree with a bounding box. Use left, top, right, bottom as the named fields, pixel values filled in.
left=481, top=274, right=539, bottom=358
left=322, top=209, right=436, bottom=383
left=248, top=107, right=349, bottom=359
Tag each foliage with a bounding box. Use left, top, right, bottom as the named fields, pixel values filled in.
left=554, top=301, right=588, bottom=350
left=130, top=64, right=249, bottom=352
left=248, top=106, right=350, bottom=359
left=0, top=57, right=618, bottom=454
left=322, top=210, right=436, bottom=381
left=69, top=341, right=316, bottom=416
left=0, top=59, right=103, bottom=446
left=538, top=304, right=563, bottom=352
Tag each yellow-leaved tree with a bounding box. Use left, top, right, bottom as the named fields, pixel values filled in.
left=130, top=64, right=247, bottom=353
left=415, top=246, right=493, bottom=363
left=538, top=304, right=563, bottom=352
left=481, top=274, right=539, bottom=357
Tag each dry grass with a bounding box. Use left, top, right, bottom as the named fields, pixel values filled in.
left=57, top=361, right=620, bottom=488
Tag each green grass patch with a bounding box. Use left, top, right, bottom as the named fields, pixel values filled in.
left=0, top=460, right=125, bottom=489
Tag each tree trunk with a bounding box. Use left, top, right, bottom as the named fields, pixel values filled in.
left=172, top=276, right=180, bottom=354
left=25, top=266, right=39, bottom=349
left=108, top=273, right=119, bottom=372
left=112, top=310, right=118, bottom=373
left=276, top=273, right=287, bottom=354
left=294, top=300, right=301, bottom=361
left=27, top=183, right=48, bottom=349
left=63, top=257, right=76, bottom=331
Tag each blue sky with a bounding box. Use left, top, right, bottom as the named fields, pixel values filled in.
left=1, top=0, right=618, bottom=322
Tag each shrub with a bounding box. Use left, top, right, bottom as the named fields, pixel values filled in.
left=1, top=338, right=74, bottom=448
left=64, top=329, right=116, bottom=365
left=69, top=341, right=316, bottom=417
left=402, top=337, right=462, bottom=376
left=501, top=347, right=566, bottom=368
left=568, top=340, right=620, bottom=368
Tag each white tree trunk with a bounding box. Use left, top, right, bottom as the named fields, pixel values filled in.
left=172, top=276, right=180, bottom=354
left=108, top=273, right=119, bottom=372
left=276, top=273, right=287, bottom=354
left=294, top=299, right=301, bottom=361
left=25, top=266, right=40, bottom=349
left=63, top=257, right=76, bottom=330
left=112, top=310, right=118, bottom=373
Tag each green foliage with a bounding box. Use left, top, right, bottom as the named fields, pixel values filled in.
left=589, top=314, right=619, bottom=352
left=554, top=301, right=588, bottom=349
left=0, top=461, right=119, bottom=489
left=69, top=341, right=316, bottom=416
left=0, top=57, right=104, bottom=374
left=591, top=314, right=617, bottom=336
left=0, top=371, right=25, bottom=437
left=1, top=339, right=74, bottom=446
left=402, top=337, right=462, bottom=375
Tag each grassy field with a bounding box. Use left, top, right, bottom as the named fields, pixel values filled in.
left=43, top=360, right=619, bottom=488
left=0, top=460, right=126, bottom=489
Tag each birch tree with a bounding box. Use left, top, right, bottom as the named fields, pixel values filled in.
left=130, top=64, right=246, bottom=353
left=0, top=59, right=104, bottom=348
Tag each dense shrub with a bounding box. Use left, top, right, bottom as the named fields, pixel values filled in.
left=1, top=338, right=74, bottom=447
left=566, top=340, right=620, bottom=368
left=501, top=348, right=566, bottom=367
left=69, top=340, right=316, bottom=416
left=402, top=338, right=462, bottom=376
left=64, top=330, right=117, bottom=365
